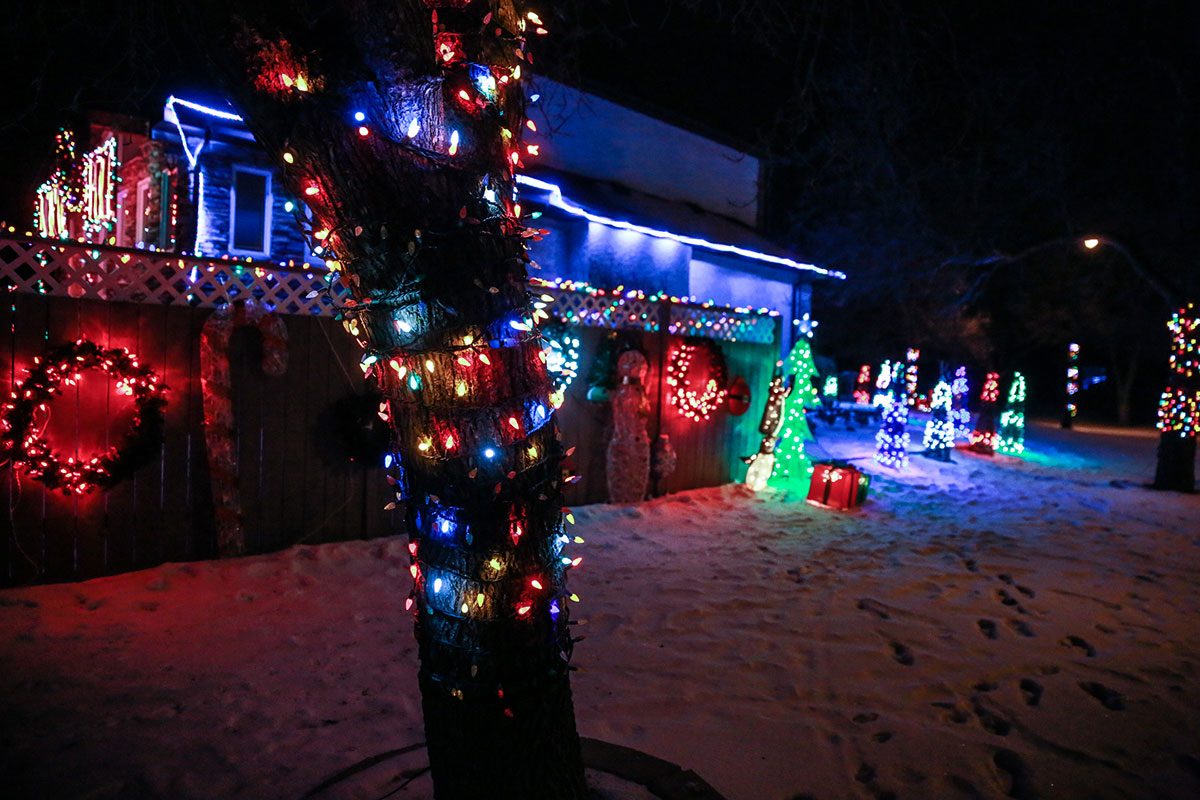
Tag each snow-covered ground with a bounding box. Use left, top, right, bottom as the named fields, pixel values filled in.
left=2, top=421, right=1198, bottom=800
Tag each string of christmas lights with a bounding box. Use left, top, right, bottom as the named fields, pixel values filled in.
left=997, top=372, right=1027, bottom=455
left=951, top=366, right=971, bottom=439
left=874, top=388, right=910, bottom=469
left=853, top=364, right=871, bottom=405
left=1064, top=343, right=1080, bottom=426
left=1157, top=305, right=1200, bottom=438
left=34, top=131, right=120, bottom=242
left=969, top=371, right=1001, bottom=454
left=922, top=379, right=955, bottom=461
left=905, top=347, right=920, bottom=407
left=666, top=338, right=729, bottom=422
left=771, top=337, right=820, bottom=488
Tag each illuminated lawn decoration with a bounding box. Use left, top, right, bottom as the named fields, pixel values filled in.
left=997, top=372, right=1027, bottom=455
left=905, top=347, right=920, bottom=407
left=743, top=365, right=791, bottom=491
left=770, top=337, right=821, bottom=489
left=951, top=366, right=971, bottom=438
left=875, top=390, right=910, bottom=469
left=0, top=339, right=166, bottom=495
left=853, top=364, right=871, bottom=404
left=969, top=371, right=1001, bottom=454
left=667, top=338, right=728, bottom=422
left=873, top=359, right=892, bottom=407
left=1153, top=304, right=1200, bottom=491
left=542, top=326, right=581, bottom=406
left=922, top=379, right=955, bottom=461
left=1064, top=343, right=1080, bottom=427
left=823, top=374, right=839, bottom=398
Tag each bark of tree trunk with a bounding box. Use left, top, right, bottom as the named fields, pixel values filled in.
left=1153, top=433, right=1196, bottom=492
left=185, top=2, right=587, bottom=797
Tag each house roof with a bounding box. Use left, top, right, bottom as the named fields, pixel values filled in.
left=158, top=95, right=845, bottom=281
left=518, top=169, right=845, bottom=280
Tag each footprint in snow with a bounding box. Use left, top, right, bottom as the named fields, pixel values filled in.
left=993, top=749, right=1037, bottom=800
left=977, top=619, right=999, bottom=640
left=1079, top=681, right=1125, bottom=710
left=1007, top=619, right=1035, bottom=638
left=1019, top=678, right=1043, bottom=707
left=852, top=712, right=879, bottom=724
left=857, top=598, right=891, bottom=620
left=1060, top=635, right=1096, bottom=657
left=890, top=642, right=915, bottom=666
left=971, top=701, right=1012, bottom=736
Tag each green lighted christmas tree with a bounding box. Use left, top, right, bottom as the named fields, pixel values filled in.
left=997, top=372, right=1027, bottom=455
left=770, top=336, right=820, bottom=489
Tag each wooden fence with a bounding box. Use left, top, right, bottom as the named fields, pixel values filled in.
left=0, top=237, right=777, bottom=585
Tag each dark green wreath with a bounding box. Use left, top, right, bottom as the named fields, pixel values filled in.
left=0, top=339, right=167, bottom=495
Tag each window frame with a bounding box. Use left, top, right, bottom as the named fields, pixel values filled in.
left=134, top=177, right=152, bottom=247
left=228, top=165, right=273, bottom=258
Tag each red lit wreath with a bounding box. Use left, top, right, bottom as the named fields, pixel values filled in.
left=666, top=338, right=728, bottom=422
left=1, top=339, right=167, bottom=495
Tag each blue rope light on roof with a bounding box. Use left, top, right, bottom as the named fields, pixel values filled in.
left=516, top=175, right=846, bottom=280
left=161, top=96, right=845, bottom=280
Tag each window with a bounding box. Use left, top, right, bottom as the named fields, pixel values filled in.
left=134, top=178, right=152, bottom=246
left=230, top=167, right=272, bottom=255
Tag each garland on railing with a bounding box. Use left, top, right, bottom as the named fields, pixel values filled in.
left=1, top=339, right=166, bottom=495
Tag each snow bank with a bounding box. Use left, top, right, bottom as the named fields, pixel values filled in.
left=2, top=422, right=1198, bottom=799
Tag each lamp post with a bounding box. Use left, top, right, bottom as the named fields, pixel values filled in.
left=1078, top=235, right=1174, bottom=306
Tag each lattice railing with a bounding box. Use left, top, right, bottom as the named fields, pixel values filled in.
left=536, top=281, right=777, bottom=345
left=0, top=237, right=777, bottom=343
left=0, top=237, right=342, bottom=315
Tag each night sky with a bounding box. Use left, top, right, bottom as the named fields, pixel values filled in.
left=2, top=0, right=1196, bottom=420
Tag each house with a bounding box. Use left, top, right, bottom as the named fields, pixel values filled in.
left=4, top=81, right=843, bottom=585
left=32, top=80, right=840, bottom=329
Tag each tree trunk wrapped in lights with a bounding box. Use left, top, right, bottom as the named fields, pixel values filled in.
left=185, top=2, right=586, bottom=796
left=1153, top=304, right=1199, bottom=492
left=921, top=378, right=955, bottom=461
left=996, top=372, right=1027, bottom=456
left=969, top=371, right=1001, bottom=455
left=950, top=366, right=970, bottom=439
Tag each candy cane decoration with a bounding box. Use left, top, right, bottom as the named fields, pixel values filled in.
left=200, top=301, right=288, bottom=557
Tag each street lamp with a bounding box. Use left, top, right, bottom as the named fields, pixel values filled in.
left=1078, top=235, right=1174, bottom=305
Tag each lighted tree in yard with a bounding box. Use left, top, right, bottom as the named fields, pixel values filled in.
left=997, top=371, right=1027, bottom=455
left=921, top=378, right=955, bottom=461
left=184, top=2, right=586, bottom=796
left=770, top=336, right=820, bottom=489
left=874, top=382, right=910, bottom=469
left=951, top=366, right=971, bottom=439
left=970, top=371, right=1001, bottom=455
left=1153, top=304, right=1199, bottom=491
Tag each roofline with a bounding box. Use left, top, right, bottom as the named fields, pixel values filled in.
left=516, top=175, right=846, bottom=280
left=159, top=94, right=846, bottom=280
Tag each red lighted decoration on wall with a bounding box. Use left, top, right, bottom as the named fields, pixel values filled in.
left=0, top=339, right=167, bottom=495
left=666, top=339, right=729, bottom=422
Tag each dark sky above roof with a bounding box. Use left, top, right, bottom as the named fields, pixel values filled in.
left=2, top=0, right=1197, bottom=294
